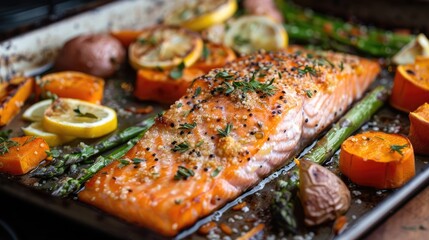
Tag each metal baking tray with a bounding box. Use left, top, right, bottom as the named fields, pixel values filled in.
left=1, top=0, right=429, bottom=239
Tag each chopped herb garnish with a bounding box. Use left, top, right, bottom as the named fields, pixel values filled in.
left=194, top=87, right=202, bottom=97
left=73, top=107, right=98, bottom=119
left=172, top=142, right=190, bottom=153
left=307, top=53, right=314, bottom=59
left=174, top=199, right=183, bottom=205
left=179, top=122, right=197, bottom=130
left=339, top=61, right=344, bottom=72
left=169, top=62, right=186, bottom=79
left=215, top=74, right=276, bottom=97
left=211, top=167, right=223, bottom=177
left=195, top=140, right=204, bottom=147
left=215, top=71, right=234, bottom=80
left=297, top=66, right=318, bottom=77
left=218, top=81, right=234, bottom=94
left=0, top=137, right=19, bottom=155
left=233, top=35, right=250, bottom=46
left=138, top=36, right=156, bottom=45
left=258, top=65, right=272, bottom=77
left=176, top=103, right=183, bottom=108
left=250, top=77, right=276, bottom=96
left=0, top=129, right=12, bottom=138
left=278, top=72, right=282, bottom=79
left=174, top=166, right=195, bottom=180
left=44, top=91, right=58, bottom=100
left=202, top=44, right=210, bottom=60
left=182, top=110, right=191, bottom=117
left=304, top=90, right=313, bottom=98
left=132, top=158, right=145, bottom=164
left=23, top=136, right=36, bottom=145
left=316, top=57, right=335, bottom=68
left=46, top=149, right=61, bottom=158
left=117, top=159, right=130, bottom=168
left=217, top=123, right=233, bottom=137
left=390, top=144, right=408, bottom=156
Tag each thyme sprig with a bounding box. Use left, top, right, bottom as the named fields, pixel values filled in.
left=174, top=166, right=195, bottom=180
left=211, top=167, right=223, bottom=177
left=202, top=44, right=210, bottom=60
left=73, top=107, right=98, bottom=119
left=0, top=129, right=12, bottom=138
left=172, top=142, right=190, bottom=153
left=0, top=137, right=19, bottom=155
left=138, top=36, right=157, bottom=45
left=117, top=159, right=130, bottom=168
left=169, top=62, right=186, bottom=79
left=297, top=66, right=318, bottom=77
left=217, top=123, right=233, bottom=137
left=178, top=122, right=197, bottom=130
left=214, top=72, right=276, bottom=96
left=215, top=71, right=234, bottom=80
left=304, top=89, right=313, bottom=98
left=390, top=144, right=408, bottom=156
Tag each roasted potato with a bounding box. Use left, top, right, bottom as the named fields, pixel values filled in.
left=54, top=34, right=125, bottom=78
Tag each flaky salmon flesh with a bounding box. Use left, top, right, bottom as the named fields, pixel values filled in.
left=79, top=47, right=380, bottom=236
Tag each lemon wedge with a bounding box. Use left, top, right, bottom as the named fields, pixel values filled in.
left=224, top=15, right=288, bottom=54
left=164, top=0, right=237, bottom=31
left=128, top=26, right=203, bottom=70
left=42, top=98, right=117, bottom=138
left=22, top=122, right=76, bottom=147
left=392, top=34, right=429, bottom=65
left=22, top=99, right=52, bottom=122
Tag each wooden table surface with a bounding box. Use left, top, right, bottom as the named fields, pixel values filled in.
left=366, top=186, right=429, bottom=240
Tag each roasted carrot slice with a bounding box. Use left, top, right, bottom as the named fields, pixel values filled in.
left=389, top=61, right=429, bottom=112
left=0, top=136, right=49, bottom=175
left=0, top=77, right=34, bottom=126
left=198, top=221, right=217, bottom=235
left=192, top=43, right=236, bottom=73
left=237, top=224, right=265, bottom=240
left=409, top=103, right=429, bottom=155
left=110, top=30, right=142, bottom=48
left=134, top=67, right=205, bottom=104
left=339, top=131, right=415, bottom=189
left=36, top=71, right=105, bottom=104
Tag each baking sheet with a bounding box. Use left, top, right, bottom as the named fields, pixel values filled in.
left=1, top=0, right=429, bottom=239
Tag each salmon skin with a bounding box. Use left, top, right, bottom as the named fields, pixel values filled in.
left=79, top=47, right=380, bottom=236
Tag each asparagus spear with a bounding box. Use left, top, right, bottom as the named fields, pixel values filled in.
left=51, top=122, right=152, bottom=197
left=276, top=0, right=415, bottom=57
left=273, top=85, right=388, bottom=231
left=31, top=118, right=155, bottom=178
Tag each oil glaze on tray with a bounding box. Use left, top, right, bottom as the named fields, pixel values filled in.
left=0, top=1, right=428, bottom=239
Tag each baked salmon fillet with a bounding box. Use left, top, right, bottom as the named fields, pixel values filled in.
left=79, top=48, right=380, bottom=236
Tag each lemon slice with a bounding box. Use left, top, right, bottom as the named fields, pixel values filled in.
left=164, top=0, right=237, bottom=31
left=128, top=26, right=203, bottom=69
left=22, top=122, right=76, bottom=147
left=22, top=99, right=53, bottom=122
left=42, top=98, right=117, bottom=138
left=224, top=15, right=288, bottom=54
